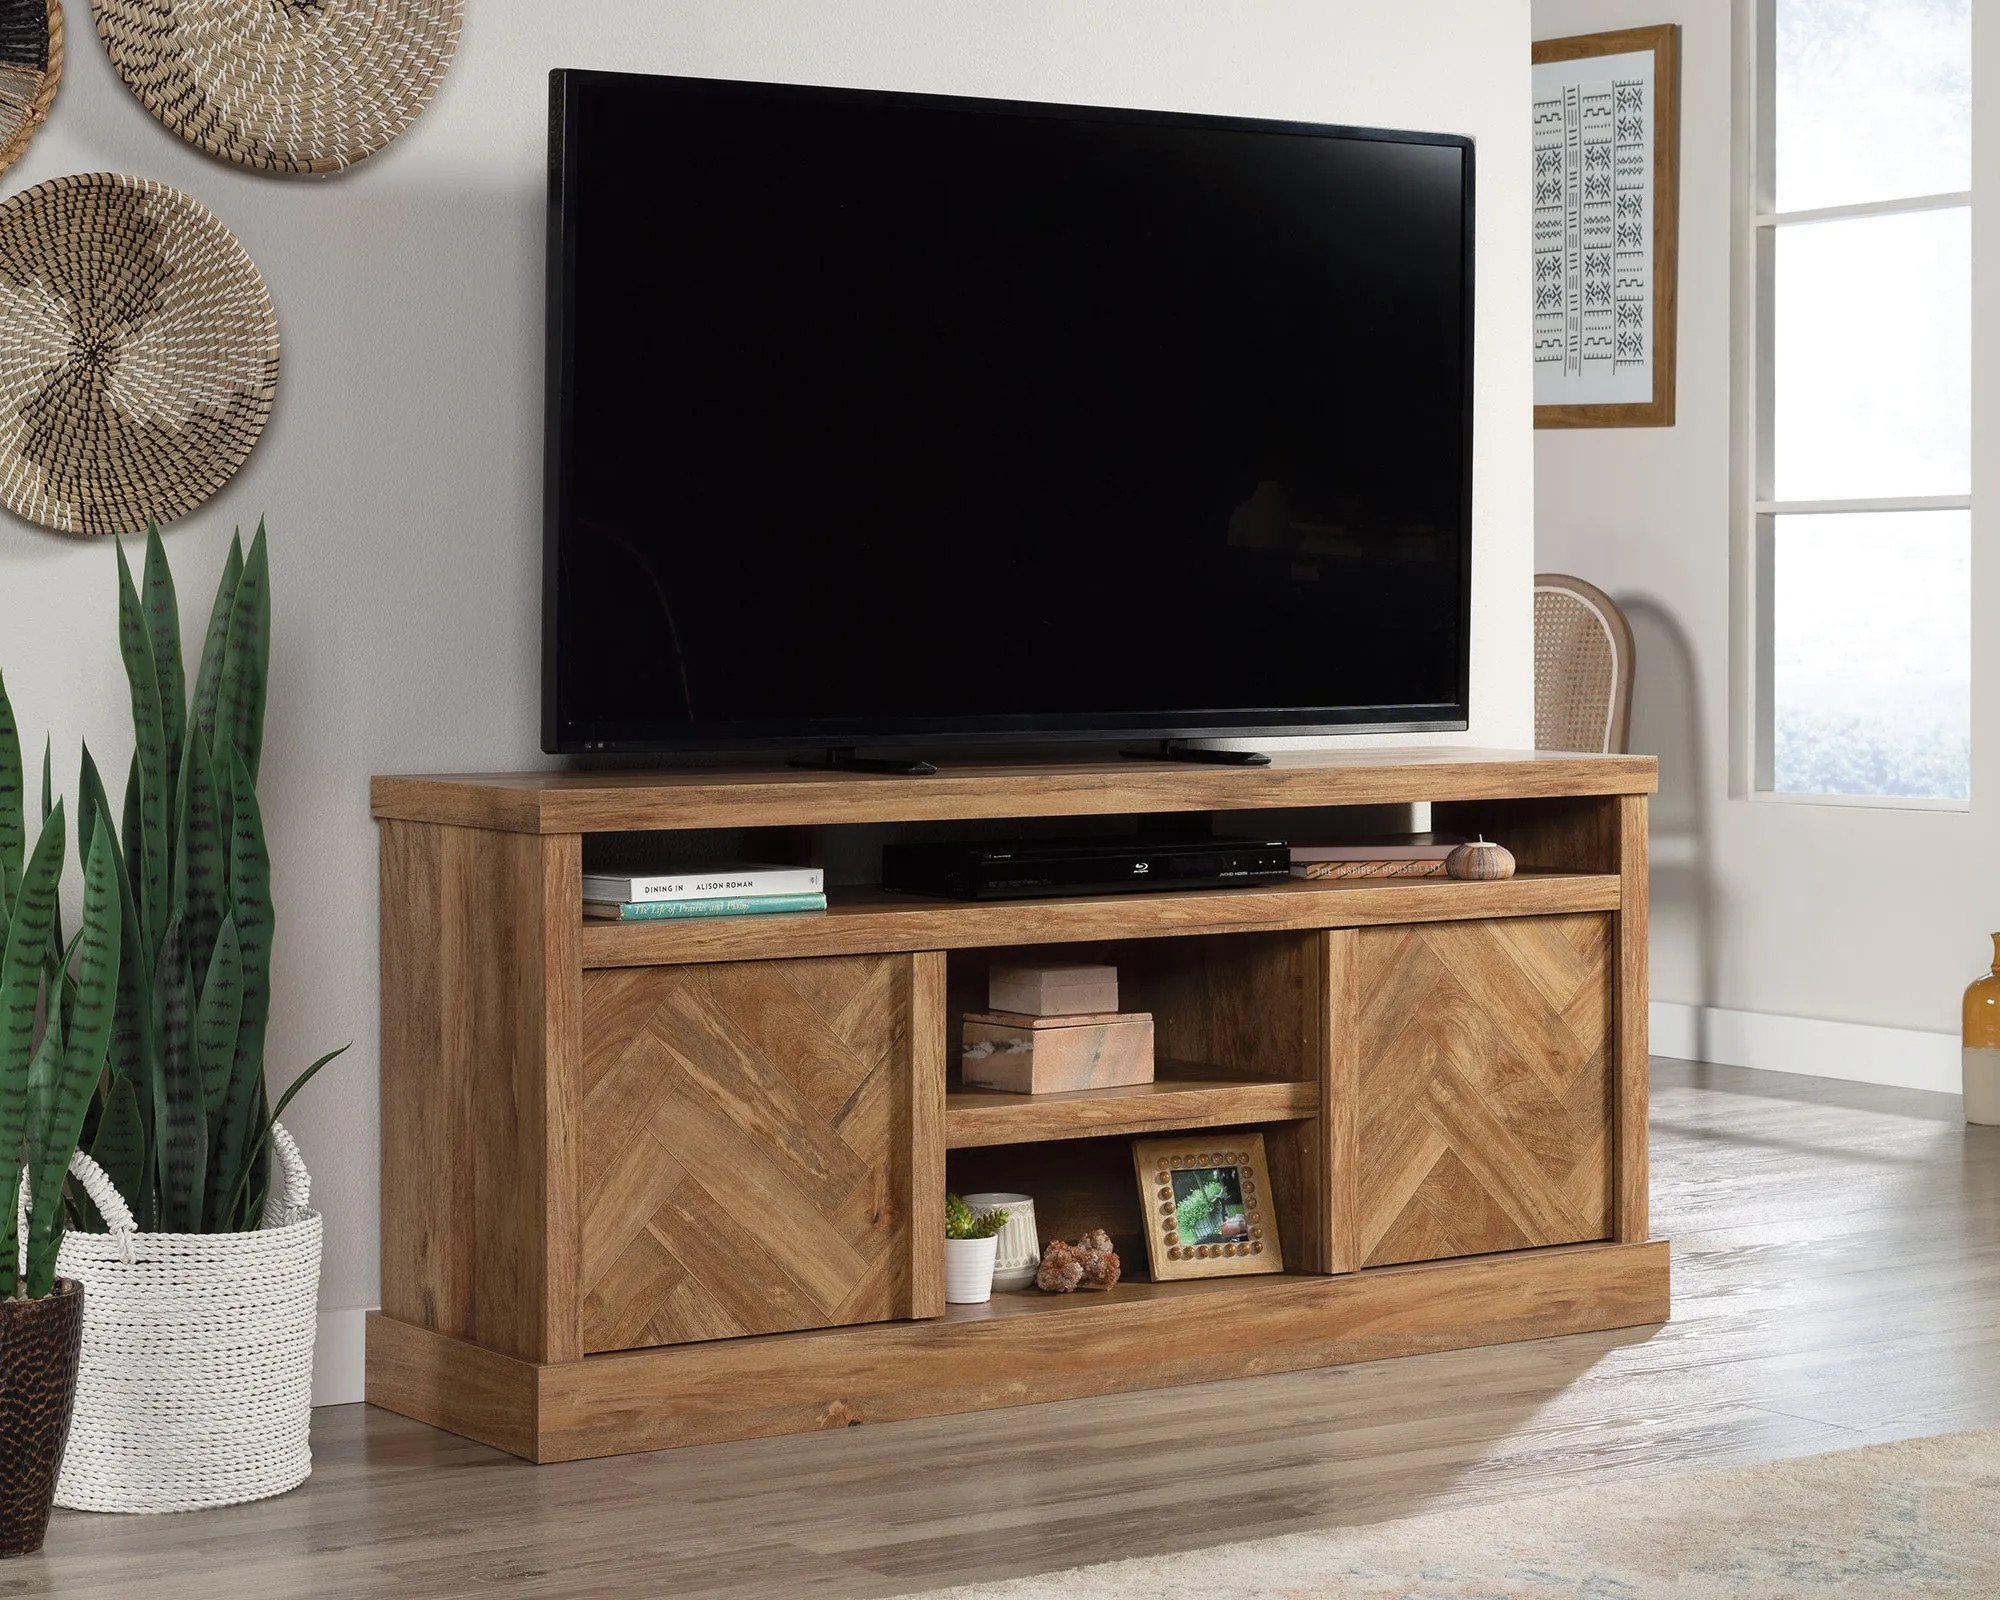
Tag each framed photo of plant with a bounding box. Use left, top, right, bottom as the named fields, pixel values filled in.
left=1131, top=1133, right=1284, bottom=1282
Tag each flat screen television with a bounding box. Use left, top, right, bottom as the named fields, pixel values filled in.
left=544, top=70, right=1474, bottom=756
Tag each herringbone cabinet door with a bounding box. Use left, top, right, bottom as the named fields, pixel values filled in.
left=580, top=954, right=916, bottom=1352
left=1356, top=915, right=1614, bottom=1268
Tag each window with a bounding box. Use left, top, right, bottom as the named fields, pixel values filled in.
left=1752, top=0, right=1971, bottom=802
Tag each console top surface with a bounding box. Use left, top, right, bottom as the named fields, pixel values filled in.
left=371, top=748, right=1657, bottom=835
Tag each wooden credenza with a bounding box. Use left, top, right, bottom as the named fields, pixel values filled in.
left=366, top=749, right=1666, bottom=1462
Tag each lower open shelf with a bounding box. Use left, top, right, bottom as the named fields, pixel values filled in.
left=366, top=1238, right=1670, bottom=1462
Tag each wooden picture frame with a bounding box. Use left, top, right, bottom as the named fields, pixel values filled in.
left=1132, top=1132, right=1284, bottom=1281
left=1533, top=24, right=1680, bottom=428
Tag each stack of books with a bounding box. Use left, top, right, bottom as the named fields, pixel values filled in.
left=582, top=862, right=827, bottom=920
left=1290, top=835, right=1463, bottom=881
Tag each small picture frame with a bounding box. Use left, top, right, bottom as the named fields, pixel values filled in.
left=1132, top=1132, right=1284, bottom=1281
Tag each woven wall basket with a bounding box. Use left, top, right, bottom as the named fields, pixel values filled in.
left=0, top=172, right=279, bottom=537
left=0, top=0, right=61, bottom=180
left=92, top=0, right=463, bottom=175
left=24, top=1127, right=322, bottom=1514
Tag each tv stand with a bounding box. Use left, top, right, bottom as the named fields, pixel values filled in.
left=1122, top=739, right=1272, bottom=766
left=367, top=749, right=1664, bottom=1463
left=787, top=745, right=939, bottom=776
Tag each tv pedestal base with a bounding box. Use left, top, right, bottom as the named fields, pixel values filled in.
left=787, top=745, right=940, bottom=776
left=366, top=747, right=1665, bottom=1463
left=784, top=748, right=940, bottom=780
left=1121, top=739, right=1272, bottom=766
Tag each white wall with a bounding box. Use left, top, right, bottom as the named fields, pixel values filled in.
left=0, top=0, right=1534, bottom=1401
left=1534, top=0, right=1997, bottom=1090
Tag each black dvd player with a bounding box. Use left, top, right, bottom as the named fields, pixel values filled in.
left=882, top=837, right=1291, bottom=901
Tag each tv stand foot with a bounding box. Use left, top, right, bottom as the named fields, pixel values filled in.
left=789, top=747, right=939, bottom=776
left=1121, top=740, right=1272, bottom=767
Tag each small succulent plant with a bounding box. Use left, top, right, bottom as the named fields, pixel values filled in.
left=944, top=1192, right=1007, bottom=1240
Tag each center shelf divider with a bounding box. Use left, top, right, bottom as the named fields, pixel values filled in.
left=945, top=1061, right=1319, bottom=1148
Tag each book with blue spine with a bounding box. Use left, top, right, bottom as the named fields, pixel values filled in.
left=583, top=892, right=828, bottom=921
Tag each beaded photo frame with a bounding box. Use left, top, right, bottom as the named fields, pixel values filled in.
left=1132, top=1132, right=1284, bottom=1282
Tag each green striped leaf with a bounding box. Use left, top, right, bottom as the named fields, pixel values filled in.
left=221, top=1043, right=347, bottom=1231
left=39, top=738, right=61, bottom=977
left=22, top=819, right=121, bottom=1295
left=155, top=913, right=202, bottom=1232
left=194, top=916, right=241, bottom=1122
left=81, top=743, right=157, bottom=1227
left=20, top=1010, right=62, bottom=1295
left=83, top=748, right=148, bottom=1093
left=209, top=740, right=233, bottom=910
left=76, top=756, right=103, bottom=907
left=64, top=818, right=123, bottom=1116
left=209, top=747, right=270, bottom=1229
left=119, top=749, right=141, bottom=912
left=116, top=539, right=171, bottom=964
left=0, top=668, right=20, bottom=919
left=225, top=744, right=269, bottom=1035
left=0, top=804, right=65, bottom=1296
left=141, top=524, right=187, bottom=813
left=190, top=531, right=243, bottom=749
left=173, top=729, right=225, bottom=984
left=215, top=523, right=269, bottom=786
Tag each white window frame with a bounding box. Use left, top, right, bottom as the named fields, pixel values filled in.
left=1729, top=0, right=1973, bottom=812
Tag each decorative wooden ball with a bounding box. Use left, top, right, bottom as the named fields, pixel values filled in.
left=1446, top=837, right=1515, bottom=881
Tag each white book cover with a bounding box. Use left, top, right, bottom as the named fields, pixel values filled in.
left=580, top=861, right=824, bottom=902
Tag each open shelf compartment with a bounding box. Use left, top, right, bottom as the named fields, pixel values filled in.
left=577, top=870, right=1623, bottom=967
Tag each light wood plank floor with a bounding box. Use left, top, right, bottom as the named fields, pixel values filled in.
left=8, top=1059, right=1998, bottom=1599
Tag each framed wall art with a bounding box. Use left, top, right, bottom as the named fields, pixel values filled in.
left=1533, top=24, right=1681, bottom=428
left=1132, top=1132, right=1283, bottom=1282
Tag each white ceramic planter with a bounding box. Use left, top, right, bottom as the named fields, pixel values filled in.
left=943, top=1235, right=999, bottom=1304
left=961, top=1192, right=1039, bottom=1290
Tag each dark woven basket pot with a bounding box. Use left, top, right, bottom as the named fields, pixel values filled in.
left=0, top=1279, right=83, bottom=1557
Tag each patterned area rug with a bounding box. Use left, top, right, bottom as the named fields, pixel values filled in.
left=918, top=1429, right=2000, bottom=1598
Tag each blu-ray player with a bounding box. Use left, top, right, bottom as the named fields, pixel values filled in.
left=882, top=837, right=1291, bottom=901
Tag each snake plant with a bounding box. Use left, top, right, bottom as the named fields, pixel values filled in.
left=0, top=669, right=122, bottom=1298
left=69, top=521, right=346, bottom=1236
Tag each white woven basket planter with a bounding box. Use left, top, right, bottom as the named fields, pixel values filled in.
left=31, top=1125, right=322, bottom=1514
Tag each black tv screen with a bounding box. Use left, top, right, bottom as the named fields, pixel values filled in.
left=544, top=70, right=1474, bottom=754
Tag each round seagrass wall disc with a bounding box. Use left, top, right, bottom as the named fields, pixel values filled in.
left=0, top=173, right=279, bottom=535
left=0, top=0, right=62, bottom=179
left=91, top=0, right=463, bottom=175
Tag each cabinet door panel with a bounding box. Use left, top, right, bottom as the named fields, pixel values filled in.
left=1357, top=915, right=1614, bottom=1268
left=580, top=954, right=916, bottom=1352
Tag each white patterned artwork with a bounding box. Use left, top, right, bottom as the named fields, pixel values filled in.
left=1533, top=50, right=1655, bottom=409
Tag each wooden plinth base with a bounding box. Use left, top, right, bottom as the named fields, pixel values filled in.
left=366, top=1238, right=1670, bottom=1464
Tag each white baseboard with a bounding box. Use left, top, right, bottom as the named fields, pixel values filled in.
left=1649, top=1000, right=1960, bottom=1095
left=314, top=1307, right=369, bottom=1407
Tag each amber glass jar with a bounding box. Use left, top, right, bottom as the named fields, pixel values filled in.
left=1962, top=934, right=2000, bottom=1125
